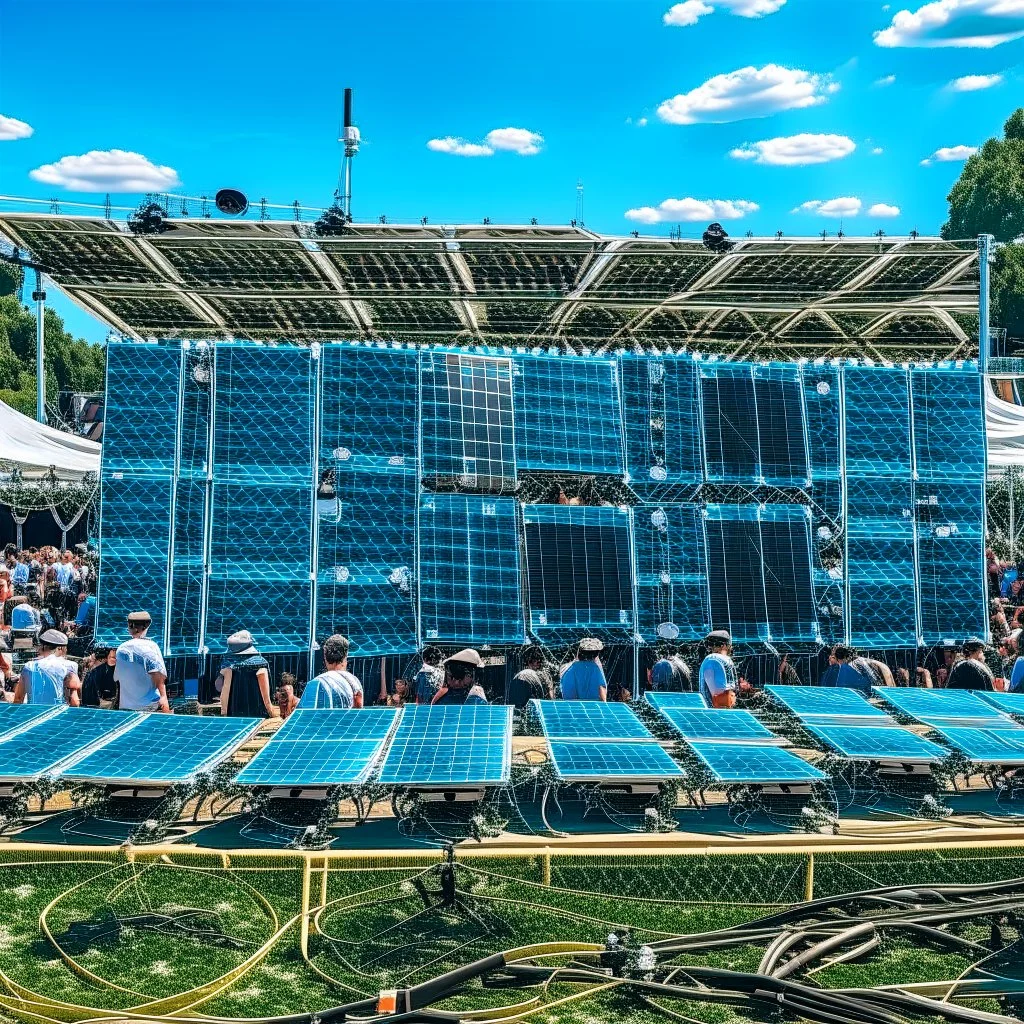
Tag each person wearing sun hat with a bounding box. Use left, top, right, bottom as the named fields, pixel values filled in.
left=431, top=648, right=485, bottom=706
left=14, top=628, right=81, bottom=706
left=114, top=611, right=169, bottom=712
left=219, top=630, right=275, bottom=717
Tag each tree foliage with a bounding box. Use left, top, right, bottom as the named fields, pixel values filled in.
left=992, top=243, right=1024, bottom=342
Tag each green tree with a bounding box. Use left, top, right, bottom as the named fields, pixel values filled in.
left=992, top=243, right=1024, bottom=342
left=942, top=107, right=1024, bottom=242
left=0, top=262, right=23, bottom=298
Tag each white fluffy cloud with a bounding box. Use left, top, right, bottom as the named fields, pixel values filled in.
left=792, top=197, right=863, bottom=217
left=730, top=133, right=855, bottom=165
left=949, top=72, right=1003, bottom=89
left=663, top=0, right=784, bottom=25
left=427, top=127, right=543, bottom=158
left=875, top=0, right=1024, bottom=48
left=872, top=146, right=885, bottom=154
left=28, top=149, right=180, bottom=192
left=658, top=64, right=836, bottom=124
left=868, top=203, right=902, bottom=216
left=920, top=143, right=978, bottom=164
left=625, top=197, right=759, bottom=224
left=0, top=115, right=33, bottom=141
left=874, top=74, right=897, bottom=85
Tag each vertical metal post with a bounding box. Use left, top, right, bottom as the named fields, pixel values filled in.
left=838, top=364, right=851, bottom=645
left=978, top=234, right=993, bottom=375
left=33, top=270, right=45, bottom=423
left=309, top=343, right=322, bottom=681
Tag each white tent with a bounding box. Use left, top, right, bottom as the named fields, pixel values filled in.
left=0, top=398, right=100, bottom=481
left=986, top=386, right=1024, bottom=470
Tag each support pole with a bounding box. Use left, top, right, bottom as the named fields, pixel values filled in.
left=33, top=270, right=45, bottom=423
left=978, top=234, right=993, bottom=375
left=804, top=853, right=815, bottom=903
left=299, top=854, right=311, bottom=957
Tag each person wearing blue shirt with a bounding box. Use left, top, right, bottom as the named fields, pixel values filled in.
left=820, top=645, right=878, bottom=694
left=559, top=638, right=608, bottom=701
left=1009, top=656, right=1024, bottom=693
left=74, top=594, right=96, bottom=629
left=10, top=600, right=41, bottom=633
left=11, top=559, right=29, bottom=589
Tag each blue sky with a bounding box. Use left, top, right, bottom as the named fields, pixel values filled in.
left=1, top=0, right=1022, bottom=341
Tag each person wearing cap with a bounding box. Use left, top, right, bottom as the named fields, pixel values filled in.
left=431, top=649, right=485, bottom=706
left=299, top=634, right=364, bottom=710
left=508, top=646, right=553, bottom=708
left=13, top=629, right=80, bottom=706
left=946, top=640, right=997, bottom=691
left=698, top=631, right=738, bottom=709
left=114, top=612, right=169, bottom=712
left=219, top=631, right=275, bottom=718
left=414, top=646, right=445, bottom=705
left=559, top=639, right=608, bottom=701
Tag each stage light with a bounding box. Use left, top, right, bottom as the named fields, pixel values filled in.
left=702, top=222, right=732, bottom=253
left=215, top=188, right=249, bottom=216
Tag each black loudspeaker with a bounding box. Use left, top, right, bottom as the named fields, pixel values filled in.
left=215, top=188, right=249, bottom=216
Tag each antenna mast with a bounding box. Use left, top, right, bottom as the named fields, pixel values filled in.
left=575, top=179, right=584, bottom=226
left=338, top=87, right=360, bottom=220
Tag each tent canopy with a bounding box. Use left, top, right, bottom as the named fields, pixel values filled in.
left=0, top=399, right=100, bottom=481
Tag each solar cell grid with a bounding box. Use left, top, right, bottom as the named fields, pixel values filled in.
left=766, top=685, right=888, bottom=719
left=874, top=687, right=1013, bottom=724
left=530, top=700, right=653, bottom=741
left=644, top=691, right=708, bottom=710
left=661, top=709, right=777, bottom=744
left=377, top=705, right=512, bottom=786
left=688, top=741, right=826, bottom=784
left=930, top=726, right=1024, bottom=763
left=976, top=692, right=1024, bottom=718
left=806, top=723, right=947, bottom=762
left=62, top=714, right=261, bottom=785
left=548, top=741, right=685, bottom=782
left=0, top=704, right=63, bottom=740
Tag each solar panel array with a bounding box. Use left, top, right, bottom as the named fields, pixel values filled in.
left=805, top=723, right=947, bottom=763
left=531, top=699, right=653, bottom=741
left=873, top=687, right=1016, bottom=726
left=643, top=691, right=709, bottom=711
left=98, top=343, right=986, bottom=655
left=688, top=742, right=827, bottom=785
left=929, top=726, right=1024, bottom=764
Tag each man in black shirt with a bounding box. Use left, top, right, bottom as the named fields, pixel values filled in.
left=508, top=646, right=552, bottom=707
left=946, top=640, right=996, bottom=691
left=81, top=646, right=118, bottom=707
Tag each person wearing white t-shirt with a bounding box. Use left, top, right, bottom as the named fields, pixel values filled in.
left=300, top=634, right=364, bottom=710
left=14, top=629, right=81, bottom=706
left=698, top=630, right=738, bottom=709
left=114, top=611, right=169, bottom=712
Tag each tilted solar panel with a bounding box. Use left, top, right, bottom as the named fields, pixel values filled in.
left=806, top=723, right=947, bottom=762
left=976, top=692, right=1024, bottom=718
left=61, top=714, right=262, bottom=786
left=530, top=700, right=653, bottom=742
left=873, top=687, right=1015, bottom=725
left=644, top=691, right=708, bottom=710
left=661, top=709, right=777, bottom=744
left=378, top=705, right=512, bottom=786
left=235, top=708, right=399, bottom=787
left=548, top=740, right=684, bottom=782
left=0, top=704, right=62, bottom=740
left=0, top=708, right=141, bottom=781
left=766, top=685, right=888, bottom=720
left=688, top=741, right=826, bottom=784
left=931, top=726, right=1024, bottom=764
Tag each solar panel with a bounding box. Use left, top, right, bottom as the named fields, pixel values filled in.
left=931, top=726, right=1024, bottom=764
left=806, top=724, right=947, bottom=762
left=644, top=691, right=708, bottom=710
left=661, top=709, right=778, bottom=744
left=976, top=692, right=1024, bottom=718
left=687, top=742, right=827, bottom=785
left=377, top=705, right=512, bottom=787
left=235, top=708, right=399, bottom=787
left=0, top=704, right=62, bottom=740
left=530, top=700, right=653, bottom=741
left=767, top=685, right=889, bottom=720
left=548, top=741, right=685, bottom=782
left=0, top=708, right=141, bottom=781
left=874, top=687, right=1016, bottom=726
left=61, top=714, right=262, bottom=786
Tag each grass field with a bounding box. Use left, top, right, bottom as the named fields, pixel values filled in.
left=0, top=846, right=1020, bottom=1024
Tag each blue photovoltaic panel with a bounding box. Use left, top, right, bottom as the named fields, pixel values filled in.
left=548, top=740, right=684, bottom=782
left=807, top=723, right=947, bottom=762
left=846, top=477, right=917, bottom=647
left=0, top=704, right=61, bottom=740
left=523, top=504, right=634, bottom=642
left=843, top=366, right=911, bottom=478
left=378, top=705, right=512, bottom=786
left=530, top=700, right=653, bottom=741
left=660, top=708, right=776, bottom=744
left=320, top=345, right=419, bottom=473
left=758, top=505, right=817, bottom=642
left=0, top=708, right=141, bottom=781
left=419, top=494, right=524, bottom=645
left=235, top=708, right=398, bottom=787
left=931, top=726, right=1024, bottom=764
left=633, top=503, right=710, bottom=643
left=514, top=356, right=624, bottom=474
left=422, top=352, right=516, bottom=490
left=688, top=741, right=827, bottom=784
left=753, top=365, right=809, bottom=488
left=620, top=356, right=703, bottom=489
left=62, top=714, right=260, bottom=785
left=976, top=692, right=1024, bottom=718
left=701, top=363, right=759, bottom=483
left=911, top=367, right=985, bottom=481
left=102, top=342, right=180, bottom=475
left=317, top=470, right=418, bottom=655
left=644, top=691, right=708, bottom=710
left=766, top=685, right=889, bottom=720
left=916, top=481, right=987, bottom=645
left=802, top=365, right=842, bottom=520
left=874, top=687, right=1014, bottom=725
